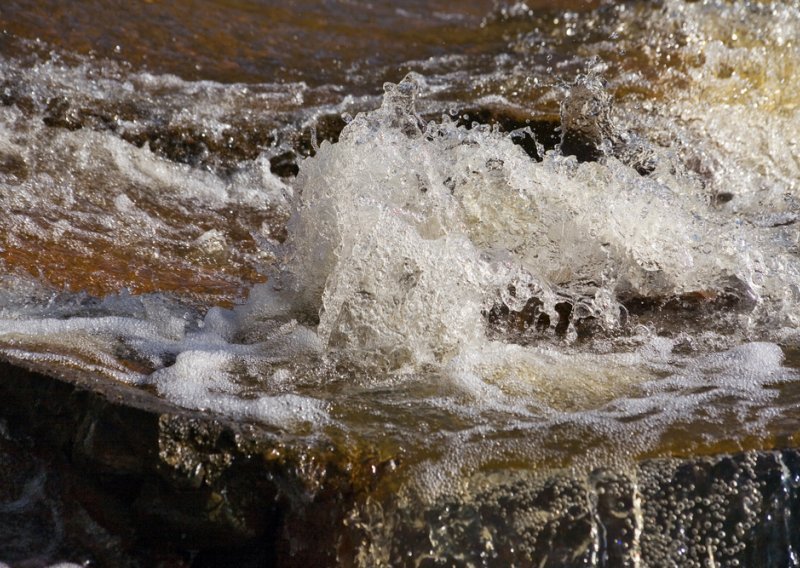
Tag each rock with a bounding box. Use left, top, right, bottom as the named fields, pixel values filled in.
left=2, top=358, right=800, bottom=566
left=0, top=358, right=410, bottom=566
left=383, top=452, right=800, bottom=567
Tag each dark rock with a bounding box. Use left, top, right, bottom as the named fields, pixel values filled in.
left=2, top=358, right=800, bottom=566
left=447, top=105, right=561, bottom=161
left=0, top=360, right=354, bottom=566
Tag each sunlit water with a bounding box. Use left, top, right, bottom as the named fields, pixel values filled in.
left=1, top=0, right=800, bottom=563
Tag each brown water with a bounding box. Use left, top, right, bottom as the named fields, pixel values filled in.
left=2, top=1, right=604, bottom=86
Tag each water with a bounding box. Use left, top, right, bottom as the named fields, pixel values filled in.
left=1, top=0, right=800, bottom=564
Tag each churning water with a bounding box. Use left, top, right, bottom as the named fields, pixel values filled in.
left=1, top=0, right=800, bottom=564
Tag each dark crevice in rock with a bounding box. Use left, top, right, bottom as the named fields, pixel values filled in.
left=484, top=297, right=588, bottom=340
left=711, top=191, right=735, bottom=206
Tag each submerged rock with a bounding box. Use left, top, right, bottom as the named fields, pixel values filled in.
left=2, top=358, right=800, bottom=567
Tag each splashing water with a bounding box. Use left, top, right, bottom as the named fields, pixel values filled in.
left=0, top=0, right=798, bottom=522
left=240, top=72, right=795, bottom=394
left=2, top=1, right=800, bottom=564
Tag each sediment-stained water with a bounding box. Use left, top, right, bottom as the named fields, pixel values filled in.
left=1, top=0, right=800, bottom=565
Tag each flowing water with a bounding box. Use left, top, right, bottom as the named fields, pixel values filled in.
left=1, top=0, right=800, bottom=564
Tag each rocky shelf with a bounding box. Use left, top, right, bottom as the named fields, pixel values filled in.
left=1, top=358, right=799, bottom=567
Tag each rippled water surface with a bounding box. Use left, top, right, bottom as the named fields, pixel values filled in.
left=1, top=0, right=800, bottom=564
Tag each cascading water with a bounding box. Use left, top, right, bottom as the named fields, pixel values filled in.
left=1, top=0, right=799, bottom=565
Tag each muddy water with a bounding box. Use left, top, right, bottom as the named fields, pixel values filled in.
left=1, top=1, right=605, bottom=86
left=1, top=0, right=800, bottom=565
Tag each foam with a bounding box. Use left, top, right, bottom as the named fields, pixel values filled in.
left=149, top=349, right=330, bottom=425
left=0, top=289, right=332, bottom=425
left=253, top=72, right=795, bottom=394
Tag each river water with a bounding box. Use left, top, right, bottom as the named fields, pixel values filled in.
left=1, top=0, right=800, bottom=565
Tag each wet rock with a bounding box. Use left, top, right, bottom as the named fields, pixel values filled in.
left=0, top=359, right=393, bottom=566
left=486, top=272, right=759, bottom=342
left=37, top=94, right=347, bottom=178
left=40, top=98, right=281, bottom=175
left=0, top=65, right=348, bottom=179
left=639, top=452, right=800, bottom=567
left=383, top=453, right=800, bottom=567
left=122, top=119, right=282, bottom=175
left=2, top=358, right=800, bottom=566
left=618, top=275, right=759, bottom=336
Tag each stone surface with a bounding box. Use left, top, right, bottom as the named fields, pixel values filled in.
left=0, top=360, right=368, bottom=566
left=1, top=358, right=800, bottom=566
